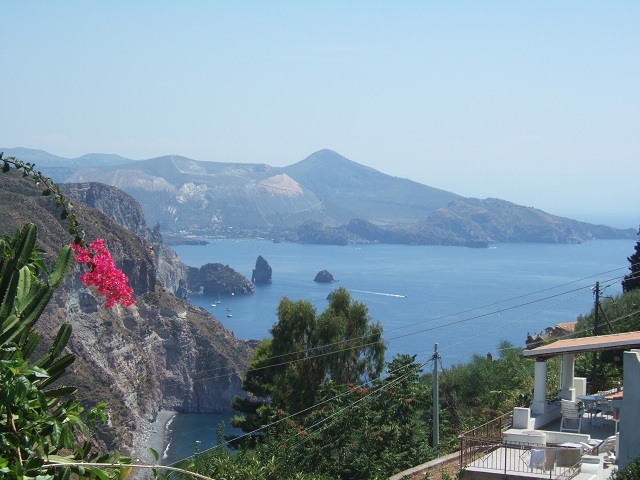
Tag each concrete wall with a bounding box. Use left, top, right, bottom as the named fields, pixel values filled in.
left=618, top=349, right=640, bottom=469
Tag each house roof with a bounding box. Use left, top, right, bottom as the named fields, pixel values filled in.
left=554, top=322, right=577, bottom=332
left=522, top=331, right=640, bottom=359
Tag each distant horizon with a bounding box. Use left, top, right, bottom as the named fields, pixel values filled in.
left=3, top=144, right=638, bottom=231
left=2, top=3, right=637, bottom=232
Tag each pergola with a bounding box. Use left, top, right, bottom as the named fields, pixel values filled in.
left=522, top=331, right=640, bottom=468
left=522, top=331, right=640, bottom=415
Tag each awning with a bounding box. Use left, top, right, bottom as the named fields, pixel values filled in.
left=522, top=331, right=640, bottom=360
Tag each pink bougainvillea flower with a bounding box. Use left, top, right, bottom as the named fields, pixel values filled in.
left=71, top=239, right=136, bottom=308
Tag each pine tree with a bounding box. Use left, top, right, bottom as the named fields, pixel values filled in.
left=622, top=227, right=640, bottom=293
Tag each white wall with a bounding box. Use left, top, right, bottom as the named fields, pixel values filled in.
left=618, top=349, right=640, bottom=469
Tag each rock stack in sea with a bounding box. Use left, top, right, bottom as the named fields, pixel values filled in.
left=252, top=255, right=273, bottom=284
left=314, top=269, right=335, bottom=283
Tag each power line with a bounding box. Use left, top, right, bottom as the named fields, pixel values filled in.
left=163, top=271, right=630, bottom=388
left=170, top=353, right=432, bottom=465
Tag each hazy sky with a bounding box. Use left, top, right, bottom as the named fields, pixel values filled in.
left=2, top=2, right=638, bottom=227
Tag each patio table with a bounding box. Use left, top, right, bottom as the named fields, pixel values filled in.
left=577, top=394, right=605, bottom=424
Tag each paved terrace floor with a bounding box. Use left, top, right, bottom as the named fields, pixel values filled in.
left=541, top=411, right=617, bottom=443
left=462, top=412, right=619, bottom=480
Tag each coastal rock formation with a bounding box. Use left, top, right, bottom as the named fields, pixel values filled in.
left=61, top=182, right=191, bottom=296
left=60, top=182, right=149, bottom=237
left=314, top=270, right=335, bottom=283
left=0, top=172, right=254, bottom=465
left=188, top=263, right=254, bottom=295
left=252, top=255, right=272, bottom=284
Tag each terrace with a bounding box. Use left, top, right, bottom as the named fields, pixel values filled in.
left=459, top=331, right=640, bottom=480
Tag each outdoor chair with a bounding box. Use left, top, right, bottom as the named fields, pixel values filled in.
left=581, top=435, right=617, bottom=464
left=560, top=399, right=583, bottom=433
left=596, top=391, right=615, bottom=418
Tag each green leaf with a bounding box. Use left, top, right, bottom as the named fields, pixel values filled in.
left=88, top=467, right=110, bottom=480
left=24, top=364, right=50, bottom=378
left=150, top=447, right=159, bottom=462
left=44, top=386, right=77, bottom=398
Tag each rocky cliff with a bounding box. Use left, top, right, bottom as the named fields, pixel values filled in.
left=252, top=255, right=273, bottom=284
left=0, top=172, right=254, bottom=463
left=188, top=263, right=254, bottom=295
left=60, top=182, right=192, bottom=296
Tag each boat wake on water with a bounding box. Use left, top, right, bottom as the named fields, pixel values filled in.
left=350, top=289, right=406, bottom=298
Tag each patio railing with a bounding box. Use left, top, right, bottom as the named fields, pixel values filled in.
left=458, top=411, right=513, bottom=467
left=461, top=438, right=581, bottom=480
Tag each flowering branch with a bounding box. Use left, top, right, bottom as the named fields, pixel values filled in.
left=1, top=153, right=86, bottom=245
left=71, top=239, right=136, bottom=307
left=1, top=153, right=135, bottom=308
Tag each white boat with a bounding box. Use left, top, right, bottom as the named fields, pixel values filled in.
left=226, top=314, right=232, bottom=318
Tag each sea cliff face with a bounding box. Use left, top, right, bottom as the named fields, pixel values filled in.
left=1, top=173, right=254, bottom=462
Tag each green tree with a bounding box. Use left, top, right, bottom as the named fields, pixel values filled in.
left=610, top=455, right=640, bottom=480
left=439, top=341, right=534, bottom=433
left=622, top=226, right=640, bottom=293
left=205, top=355, right=431, bottom=480
left=232, top=287, right=385, bottom=438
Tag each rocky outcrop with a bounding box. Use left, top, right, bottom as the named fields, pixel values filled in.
left=60, top=182, right=149, bottom=237
left=314, top=270, right=335, bottom=283
left=252, top=255, right=272, bottom=284
left=187, top=263, right=254, bottom=295
left=0, top=172, right=254, bottom=464
left=298, top=221, right=349, bottom=245
left=61, top=183, right=191, bottom=296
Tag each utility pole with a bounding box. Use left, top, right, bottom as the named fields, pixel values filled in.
left=591, top=282, right=600, bottom=392
left=433, top=343, right=440, bottom=451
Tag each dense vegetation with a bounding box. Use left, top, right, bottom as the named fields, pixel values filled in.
left=4, top=154, right=640, bottom=478
left=181, top=232, right=640, bottom=479
left=622, top=227, right=640, bottom=293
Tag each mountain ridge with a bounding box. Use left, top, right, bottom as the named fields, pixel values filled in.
left=1, top=147, right=634, bottom=244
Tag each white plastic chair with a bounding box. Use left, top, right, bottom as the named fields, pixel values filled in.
left=560, top=400, right=583, bottom=433
left=581, top=435, right=617, bottom=464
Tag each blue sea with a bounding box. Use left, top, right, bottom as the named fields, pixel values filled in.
left=164, top=238, right=635, bottom=464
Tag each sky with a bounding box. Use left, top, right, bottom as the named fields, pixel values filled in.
left=2, top=2, right=638, bottom=228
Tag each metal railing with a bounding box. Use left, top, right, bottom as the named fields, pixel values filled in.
left=458, top=411, right=513, bottom=467
left=460, top=437, right=581, bottom=480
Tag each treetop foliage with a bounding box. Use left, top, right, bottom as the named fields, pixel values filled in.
left=622, top=226, right=640, bottom=293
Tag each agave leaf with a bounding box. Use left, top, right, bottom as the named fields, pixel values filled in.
left=15, top=266, right=32, bottom=310
left=48, top=245, right=73, bottom=289
left=39, top=354, right=75, bottom=388
left=48, top=323, right=72, bottom=360
left=15, top=223, right=37, bottom=271
left=20, top=331, right=41, bottom=360
left=45, top=386, right=77, bottom=398
left=0, top=268, right=20, bottom=324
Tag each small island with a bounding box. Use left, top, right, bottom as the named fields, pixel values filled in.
left=314, top=269, right=335, bottom=283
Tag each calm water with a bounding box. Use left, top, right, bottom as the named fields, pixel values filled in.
left=165, top=238, right=635, bottom=463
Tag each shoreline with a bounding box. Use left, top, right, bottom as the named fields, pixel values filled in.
left=149, top=409, right=178, bottom=464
